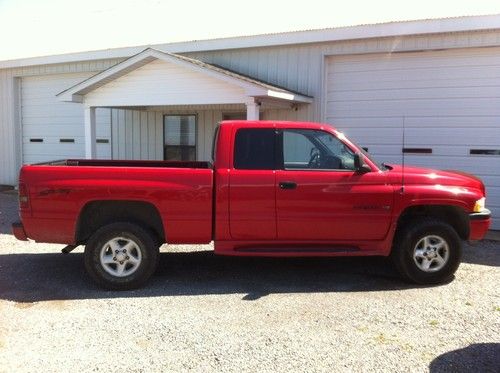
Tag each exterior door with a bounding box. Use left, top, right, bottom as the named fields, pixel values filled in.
left=276, top=129, right=394, bottom=241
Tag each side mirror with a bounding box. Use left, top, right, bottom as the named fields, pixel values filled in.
left=354, top=153, right=371, bottom=173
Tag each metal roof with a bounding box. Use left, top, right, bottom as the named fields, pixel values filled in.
left=1, top=14, right=500, bottom=69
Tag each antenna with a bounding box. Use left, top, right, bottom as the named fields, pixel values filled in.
left=401, top=116, right=406, bottom=193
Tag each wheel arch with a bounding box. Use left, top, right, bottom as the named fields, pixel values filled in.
left=395, top=204, right=469, bottom=241
left=75, top=200, right=165, bottom=244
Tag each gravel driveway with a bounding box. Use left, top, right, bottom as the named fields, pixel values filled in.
left=0, top=191, right=498, bottom=372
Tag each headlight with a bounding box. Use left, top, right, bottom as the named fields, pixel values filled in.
left=473, top=197, right=485, bottom=213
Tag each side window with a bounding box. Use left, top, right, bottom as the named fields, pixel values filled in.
left=234, top=128, right=276, bottom=170
left=283, top=129, right=355, bottom=170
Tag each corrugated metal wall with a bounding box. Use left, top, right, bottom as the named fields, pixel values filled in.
left=111, top=109, right=163, bottom=160
left=2, top=30, right=500, bottom=184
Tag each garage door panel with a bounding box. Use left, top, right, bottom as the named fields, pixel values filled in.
left=404, top=116, right=500, bottom=129
left=406, top=127, right=500, bottom=146
left=399, top=156, right=498, bottom=175
left=339, top=130, right=500, bottom=160
left=23, top=123, right=83, bottom=134
left=327, top=98, right=500, bottom=117
left=22, top=117, right=94, bottom=126
left=23, top=154, right=70, bottom=164
left=21, top=74, right=111, bottom=163
left=21, top=111, right=109, bottom=124
left=478, top=175, right=500, bottom=185
left=22, top=143, right=84, bottom=155
left=22, top=106, right=88, bottom=117
left=327, top=86, right=500, bottom=102
left=326, top=47, right=500, bottom=229
left=333, top=117, right=403, bottom=128
left=330, top=63, right=500, bottom=81
left=353, top=145, right=485, bottom=158
left=339, top=127, right=403, bottom=144
left=328, top=76, right=500, bottom=92
left=328, top=50, right=500, bottom=72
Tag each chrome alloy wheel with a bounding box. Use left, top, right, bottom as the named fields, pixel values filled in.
left=99, top=237, right=142, bottom=277
left=413, top=235, right=449, bottom=272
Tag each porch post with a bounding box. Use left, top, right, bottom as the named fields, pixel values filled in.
left=84, top=106, right=97, bottom=159
left=246, top=100, right=260, bottom=120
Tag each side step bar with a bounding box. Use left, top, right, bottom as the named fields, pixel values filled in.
left=61, top=245, right=78, bottom=254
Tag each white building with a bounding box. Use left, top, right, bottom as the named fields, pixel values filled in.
left=1, top=15, right=499, bottom=228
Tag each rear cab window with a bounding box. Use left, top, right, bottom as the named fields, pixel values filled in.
left=234, top=128, right=276, bottom=170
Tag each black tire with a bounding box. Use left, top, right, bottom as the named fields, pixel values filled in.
left=84, top=222, right=159, bottom=290
left=391, top=219, right=462, bottom=284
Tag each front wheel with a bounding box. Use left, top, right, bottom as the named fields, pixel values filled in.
left=84, top=222, right=159, bottom=290
left=391, top=219, right=462, bottom=284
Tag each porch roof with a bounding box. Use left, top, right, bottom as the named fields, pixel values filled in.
left=57, top=48, right=312, bottom=105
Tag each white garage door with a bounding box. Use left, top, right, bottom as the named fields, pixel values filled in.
left=21, top=73, right=111, bottom=164
left=326, top=47, right=500, bottom=229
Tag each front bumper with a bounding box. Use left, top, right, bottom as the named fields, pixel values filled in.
left=469, top=209, right=491, bottom=241
left=12, top=222, right=28, bottom=241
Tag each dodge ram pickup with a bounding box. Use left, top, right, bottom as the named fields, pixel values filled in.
left=12, top=120, right=491, bottom=289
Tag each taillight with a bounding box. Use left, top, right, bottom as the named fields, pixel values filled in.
left=18, top=182, right=30, bottom=210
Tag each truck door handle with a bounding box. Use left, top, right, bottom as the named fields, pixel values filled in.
left=279, top=181, right=297, bottom=189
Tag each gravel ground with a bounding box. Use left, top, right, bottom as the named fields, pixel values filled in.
left=0, top=191, right=499, bottom=372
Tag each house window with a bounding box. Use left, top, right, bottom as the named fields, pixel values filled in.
left=164, top=115, right=196, bottom=161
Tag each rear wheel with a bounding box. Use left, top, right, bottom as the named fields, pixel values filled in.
left=84, top=222, right=159, bottom=290
left=391, top=219, right=462, bottom=284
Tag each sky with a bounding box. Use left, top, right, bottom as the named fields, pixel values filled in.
left=0, top=0, right=499, bottom=61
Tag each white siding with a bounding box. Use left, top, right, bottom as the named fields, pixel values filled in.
left=325, top=48, right=500, bottom=229
left=111, top=109, right=162, bottom=160
left=84, top=59, right=248, bottom=107
left=21, top=73, right=111, bottom=163
left=110, top=106, right=243, bottom=161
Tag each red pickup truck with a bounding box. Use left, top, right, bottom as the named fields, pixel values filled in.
left=12, top=120, right=491, bottom=289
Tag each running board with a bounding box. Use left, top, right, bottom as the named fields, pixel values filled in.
left=61, top=245, right=78, bottom=254
left=234, top=247, right=360, bottom=253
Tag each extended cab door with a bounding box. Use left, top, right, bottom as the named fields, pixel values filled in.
left=229, top=128, right=277, bottom=240
left=276, top=129, right=393, bottom=241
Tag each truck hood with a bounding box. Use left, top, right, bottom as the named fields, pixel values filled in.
left=387, top=165, right=485, bottom=192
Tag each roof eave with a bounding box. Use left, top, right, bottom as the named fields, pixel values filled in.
left=2, top=14, right=500, bottom=70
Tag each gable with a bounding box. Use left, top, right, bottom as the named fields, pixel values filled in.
left=84, top=59, right=248, bottom=107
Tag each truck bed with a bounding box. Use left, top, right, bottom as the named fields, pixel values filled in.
left=19, top=159, right=214, bottom=245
